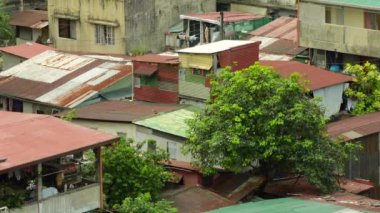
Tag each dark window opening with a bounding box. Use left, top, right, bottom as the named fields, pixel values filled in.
left=58, top=19, right=76, bottom=39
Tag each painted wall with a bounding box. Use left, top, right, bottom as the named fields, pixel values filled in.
left=1, top=53, right=24, bottom=70
left=299, top=1, right=380, bottom=58
left=48, top=0, right=126, bottom=54
left=225, top=0, right=296, bottom=10
left=71, top=119, right=137, bottom=140
left=312, top=83, right=346, bottom=117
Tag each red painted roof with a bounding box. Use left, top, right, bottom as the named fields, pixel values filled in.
left=328, top=112, right=380, bottom=140
left=0, top=111, right=117, bottom=174
left=65, top=101, right=181, bottom=122
left=9, top=10, right=48, bottom=28
left=134, top=64, right=158, bottom=76
left=133, top=54, right=179, bottom=64
left=181, top=12, right=265, bottom=23
left=260, top=61, right=353, bottom=90
left=0, top=42, right=53, bottom=59
left=251, top=17, right=298, bottom=42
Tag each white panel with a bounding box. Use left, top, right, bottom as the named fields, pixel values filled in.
left=88, top=70, right=119, bottom=86
left=313, top=84, right=345, bottom=117
left=36, top=82, right=82, bottom=103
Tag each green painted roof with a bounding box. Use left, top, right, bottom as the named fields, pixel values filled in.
left=208, top=198, right=365, bottom=213
left=306, top=0, right=380, bottom=9
left=133, top=106, right=200, bottom=138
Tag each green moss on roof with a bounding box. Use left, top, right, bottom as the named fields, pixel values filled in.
left=133, top=106, right=200, bottom=138
left=208, top=198, right=364, bottom=213
left=309, top=0, right=380, bottom=9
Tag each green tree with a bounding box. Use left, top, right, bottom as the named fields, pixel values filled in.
left=114, top=193, right=177, bottom=213
left=0, top=0, right=15, bottom=45
left=344, top=62, right=380, bottom=115
left=184, top=64, right=360, bottom=193
left=103, top=138, right=170, bottom=207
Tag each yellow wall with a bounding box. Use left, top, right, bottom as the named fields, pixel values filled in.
left=48, top=0, right=126, bottom=54
left=344, top=8, right=364, bottom=28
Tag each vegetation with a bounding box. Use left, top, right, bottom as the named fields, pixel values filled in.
left=0, top=182, right=25, bottom=208
left=0, top=0, right=15, bottom=45
left=103, top=138, right=171, bottom=207
left=114, top=193, right=177, bottom=213
left=184, top=64, right=361, bottom=193
left=344, top=62, right=380, bottom=115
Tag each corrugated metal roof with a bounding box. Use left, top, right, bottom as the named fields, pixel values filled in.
left=260, top=61, right=353, bottom=90
left=0, top=50, right=133, bottom=108
left=302, top=0, right=380, bottom=10
left=0, top=111, right=117, bottom=174
left=0, top=42, right=53, bottom=59
left=134, top=64, right=158, bottom=76
left=208, top=198, right=362, bottom=213
left=133, top=53, right=179, bottom=64
left=9, top=10, right=48, bottom=29
left=134, top=106, right=200, bottom=138
left=180, top=12, right=265, bottom=25
left=328, top=112, right=380, bottom=141
left=249, top=17, right=305, bottom=59
left=63, top=101, right=181, bottom=122
left=178, top=40, right=258, bottom=54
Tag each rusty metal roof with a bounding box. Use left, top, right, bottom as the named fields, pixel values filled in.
left=0, top=111, right=117, bottom=174
left=0, top=42, right=53, bottom=59
left=180, top=12, right=265, bottom=25
left=0, top=50, right=133, bottom=108
left=9, top=10, right=48, bottom=29
left=251, top=17, right=298, bottom=42
left=260, top=61, right=353, bottom=90
left=134, top=64, right=158, bottom=76
left=133, top=53, right=179, bottom=64
left=66, top=101, right=181, bottom=122
left=328, top=112, right=380, bottom=141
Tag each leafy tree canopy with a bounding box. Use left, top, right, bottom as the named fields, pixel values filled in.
left=0, top=0, right=15, bottom=44
left=114, top=193, right=177, bottom=213
left=184, top=64, right=360, bottom=193
left=344, top=62, right=380, bottom=115
left=103, top=138, right=170, bottom=207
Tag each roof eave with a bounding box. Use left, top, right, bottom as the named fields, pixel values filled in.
left=302, top=0, right=380, bottom=11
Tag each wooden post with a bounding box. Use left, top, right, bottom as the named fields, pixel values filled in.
left=37, top=163, right=42, bottom=213
left=96, top=148, right=104, bottom=209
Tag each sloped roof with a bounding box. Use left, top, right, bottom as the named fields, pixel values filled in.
left=180, top=12, right=265, bottom=25
left=0, top=50, right=133, bottom=108
left=0, top=42, right=53, bottom=59
left=133, top=54, right=179, bottom=64
left=178, top=40, right=258, bottom=54
left=68, top=101, right=181, bottom=122
left=0, top=111, right=117, bottom=174
left=9, top=10, right=48, bottom=29
left=260, top=61, right=353, bottom=90
left=302, top=0, right=380, bottom=10
left=133, top=106, right=200, bottom=138
left=328, top=112, right=380, bottom=141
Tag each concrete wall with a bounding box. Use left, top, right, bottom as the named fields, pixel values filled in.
left=224, top=0, right=296, bottom=10
left=48, top=0, right=126, bottom=54
left=299, top=2, right=380, bottom=58
left=124, top=0, right=216, bottom=53
left=1, top=53, right=24, bottom=70
left=71, top=119, right=136, bottom=140
left=10, top=184, right=100, bottom=213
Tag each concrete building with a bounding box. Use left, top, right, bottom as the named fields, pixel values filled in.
left=299, top=0, right=380, bottom=70
left=177, top=40, right=260, bottom=105
left=0, top=50, right=133, bottom=114
left=47, top=0, right=216, bottom=55
left=133, top=53, right=180, bottom=103
left=9, top=10, right=49, bottom=45
left=0, top=42, right=52, bottom=70
left=0, top=111, right=118, bottom=213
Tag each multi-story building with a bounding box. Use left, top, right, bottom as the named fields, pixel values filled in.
left=299, top=0, right=380, bottom=70
left=47, top=0, right=216, bottom=55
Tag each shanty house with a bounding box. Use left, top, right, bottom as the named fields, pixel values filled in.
left=132, top=54, right=180, bottom=103
left=260, top=61, right=353, bottom=117
left=0, top=111, right=118, bottom=213
left=9, top=10, right=49, bottom=45
left=299, top=0, right=380, bottom=69
left=133, top=106, right=199, bottom=162
left=47, top=0, right=216, bottom=54
left=62, top=100, right=181, bottom=140
left=328, top=112, right=380, bottom=199
left=0, top=42, right=52, bottom=70
left=178, top=40, right=260, bottom=105
left=0, top=50, right=133, bottom=114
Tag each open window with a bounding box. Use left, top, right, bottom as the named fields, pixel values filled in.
left=365, top=12, right=380, bottom=30
left=58, top=18, right=76, bottom=39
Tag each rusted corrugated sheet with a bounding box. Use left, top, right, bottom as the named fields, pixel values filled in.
left=0, top=50, right=133, bottom=108
left=9, top=10, right=48, bottom=29
left=181, top=12, right=264, bottom=25
left=218, top=42, right=260, bottom=71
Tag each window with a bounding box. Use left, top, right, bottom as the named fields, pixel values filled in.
left=325, top=7, right=344, bottom=25
left=95, top=25, right=115, bottom=45
left=147, top=140, right=156, bottom=153
left=365, top=12, right=380, bottom=30
left=134, top=77, right=141, bottom=88
left=16, top=26, right=32, bottom=40
left=192, top=68, right=208, bottom=76
left=58, top=18, right=76, bottom=39
left=167, top=142, right=177, bottom=160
